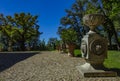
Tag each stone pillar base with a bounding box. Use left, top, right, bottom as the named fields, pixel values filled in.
left=76, top=62, right=117, bottom=77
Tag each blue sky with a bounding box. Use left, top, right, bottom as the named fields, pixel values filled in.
left=0, top=0, right=75, bottom=43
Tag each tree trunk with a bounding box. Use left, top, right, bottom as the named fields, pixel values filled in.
left=101, top=9, right=120, bottom=50
left=20, top=41, right=25, bottom=51
left=0, top=48, right=2, bottom=52
left=20, top=35, right=26, bottom=51
left=108, top=19, right=120, bottom=50
left=113, top=27, right=120, bottom=50
left=8, top=40, right=13, bottom=51
left=108, top=32, right=113, bottom=50
left=26, top=43, right=31, bottom=51
left=0, top=43, right=3, bottom=52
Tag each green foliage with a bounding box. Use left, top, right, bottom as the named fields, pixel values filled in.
left=0, top=14, right=20, bottom=51
left=60, top=17, right=73, bottom=25
left=102, top=0, right=120, bottom=19
left=0, top=13, right=41, bottom=51
left=13, top=13, right=40, bottom=39
left=85, top=1, right=100, bottom=14
left=60, top=28, right=77, bottom=44
left=47, top=37, right=58, bottom=50
left=104, top=50, right=120, bottom=69
left=74, top=49, right=81, bottom=57
left=58, top=0, right=120, bottom=50
left=0, top=43, right=3, bottom=48
left=39, top=39, right=47, bottom=51
left=58, top=0, right=89, bottom=46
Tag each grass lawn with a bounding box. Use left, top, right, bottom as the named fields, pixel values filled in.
left=104, top=50, right=120, bottom=69
left=74, top=49, right=120, bottom=69
left=74, top=49, right=81, bottom=57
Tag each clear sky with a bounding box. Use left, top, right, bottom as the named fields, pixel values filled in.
left=0, top=0, right=75, bottom=43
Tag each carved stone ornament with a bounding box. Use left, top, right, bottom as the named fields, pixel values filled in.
left=83, top=14, right=104, bottom=31
left=81, top=14, right=107, bottom=65
left=90, top=39, right=106, bottom=55
left=81, top=41, right=87, bottom=57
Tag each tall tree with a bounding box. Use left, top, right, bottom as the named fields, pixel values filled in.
left=101, top=0, right=120, bottom=50
left=0, top=13, right=41, bottom=51
left=59, top=0, right=120, bottom=50
left=47, top=38, right=58, bottom=50
left=59, top=0, right=89, bottom=47
left=85, top=0, right=120, bottom=49
left=10, top=13, right=41, bottom=51
left=0, top=14, right=18, bottom=51
left=39, top=39, right=46, bottom=50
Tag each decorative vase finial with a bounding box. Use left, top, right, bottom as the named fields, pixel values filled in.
left=83, top=14, right=104, bottom=32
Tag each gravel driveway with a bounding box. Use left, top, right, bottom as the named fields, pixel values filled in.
left=0, top=51, right=119, bottom=81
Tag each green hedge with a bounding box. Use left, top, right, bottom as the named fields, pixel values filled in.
left=74, top=49, right=81, bottom=57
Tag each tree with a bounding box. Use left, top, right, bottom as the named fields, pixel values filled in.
left=59, top=0, right=89, bottom=47
left=0, top=31, right=4, bottom=51
left=0, top=13, right=41, bottom=51
left=47, top=38, right=58, bottom=50
left=59, top=0, right=120, bottom=50
left=85, top=0, right=120, bottom=50
left=101, top=0, right=120, bottom=50
left=39, top=39, right=46, bottom=51
left=0, top=14, right=18, bottom=51
left=10, top=13, right=41, bottom=51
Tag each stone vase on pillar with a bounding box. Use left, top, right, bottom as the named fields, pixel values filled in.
left=67, top=43, right=76, bottom=57
left=77, top=14, right=117, bottom=77
left=81, top=14, right=107, bottom=67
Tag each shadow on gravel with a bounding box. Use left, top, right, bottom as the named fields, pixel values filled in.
left=0, top=52, right=40, bottom=72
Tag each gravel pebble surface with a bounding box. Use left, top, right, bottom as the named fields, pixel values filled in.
left=0, top=51, right=120, bottom=81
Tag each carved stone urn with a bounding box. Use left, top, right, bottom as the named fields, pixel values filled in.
left=81, top=14, right=107, bottom=67
left=83, top=14, right=104, bottom=32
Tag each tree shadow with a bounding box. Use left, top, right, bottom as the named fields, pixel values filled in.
left=0, top=52, right=40, bottom=72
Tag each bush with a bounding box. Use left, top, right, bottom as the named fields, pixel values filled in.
left=74, top=49, right=81, bottom=57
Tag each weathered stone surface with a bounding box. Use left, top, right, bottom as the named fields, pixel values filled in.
left=81, top=14, right=107, bottom=66
left=76, top=62, right=117, bottom=77
left=84, top=71, right=117, bottom=77
left=81, top=33, right=107, bottom=65
left=83, top=14, right=104, bottom=31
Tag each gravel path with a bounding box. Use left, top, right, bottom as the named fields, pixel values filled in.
left=0, top=51, right=120, bottom=81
